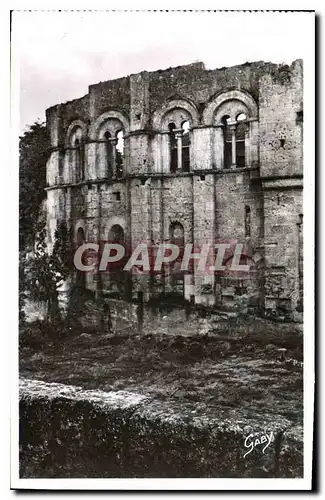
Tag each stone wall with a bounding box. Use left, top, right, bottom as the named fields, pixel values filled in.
left=78, top=298, right=140, bottom=333
left=19, top=379, right=303, bottom=478
left=45, top=59, right=303, bottom=320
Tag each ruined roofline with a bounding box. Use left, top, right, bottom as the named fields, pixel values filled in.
left=87, top=58, right=302, bottom=88
left=89, top=58, right=302, bottom=85
left=46, top=63, right=205, bottom=113
left=45, top=58, right=303, bottom=114
left=206, top=58, right=302, bottom=71
left=89, top=61, right=206, bottom=87
left=45, top=93, right=89, bottom=114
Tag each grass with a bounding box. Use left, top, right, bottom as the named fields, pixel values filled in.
left=19, top=321, right=303, bottom=427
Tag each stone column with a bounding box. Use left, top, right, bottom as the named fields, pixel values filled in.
left=175, top=129, right=183, bottom=170
left=229, top=122, right=237, bottom=168
left=109, top=137, right=118, bottom=176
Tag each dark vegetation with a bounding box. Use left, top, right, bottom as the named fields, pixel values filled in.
left=19, top=316, right=303, bottom=478
left=19, top=122, right=50, bottom=324
left=18, top=95, right=305, bottom=477
left=19, top=122, right=49, bottom=251
left=20, top=316, right=303, bottom=427
left=18, top=121, right=303, bottom=439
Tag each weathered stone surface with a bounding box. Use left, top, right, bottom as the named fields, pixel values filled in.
left=19, top=378, right=303, bottom=478
left=277, top=425, right=304, bottom=478
left=45, top=59, right=303, bottom=322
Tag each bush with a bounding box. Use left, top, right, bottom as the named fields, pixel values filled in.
left=19, top=316, right=72, bottom=349
left=19, top=321, right=51, bottom=349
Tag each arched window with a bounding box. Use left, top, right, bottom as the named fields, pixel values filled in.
left=107, top=224, right=125, bottom=295
left=159, top=104, right=196, bottom=174
left=167, top=120, right=191, bottom=173
left=104, top=131, right=113, bottom=179
left=76, top=227, right=85, bottom=245
left=74, top=138, right=80, bottom=173
left=65, top=121, right=86, bottom=183
left=203, top=90, right=257, bottom=170
left=222, top=116, right=232, bottom=169
left=221, top=113, right=247, bottom=169
left=181, top=121, right=191, bottom=172
left=74, top=137, right=85, bottom=181
left=115, top=130, right=124, bottom=179
left=168, top=122, right=177, bottom=173
left=91, top=113, right=128, bottom=181
left=236, top=113, right=247, bottom=168
left=108, top=224, right=125, bottom=244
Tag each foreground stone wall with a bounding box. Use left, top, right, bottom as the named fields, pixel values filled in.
left=79, top=298, right=140, bottom=333
left=68, top=295, right=303, bottom=346
left=19, top=379, right=303, bottom=478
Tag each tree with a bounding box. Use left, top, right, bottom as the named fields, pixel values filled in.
left=24, top=218, right=73, bottom=326
left=52, top=221, right=74, bottom=281
left=19, top=121, right=50, bottom=251
left=24, top=219, right=59, bottom=324
left=19, top=121, right=50, bottom=325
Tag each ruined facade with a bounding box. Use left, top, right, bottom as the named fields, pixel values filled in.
left=46, top=60, right=303, bottom=320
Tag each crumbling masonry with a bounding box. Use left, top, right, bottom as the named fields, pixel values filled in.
left=46, top=60, right=303, bottom=320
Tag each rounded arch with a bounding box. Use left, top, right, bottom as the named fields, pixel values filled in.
left=152, top=99, right=200, bottom=130
left=65, top=120, right=87, bottom=148
left=98, top=119, right=125, bottom=141
left=102, top=216, right=127, bottom=240
left=217, top=100, right=250, bottom=126
left=89, top=111, right=130, bottom=140
left=76, top=227, right=85, bottom=245
left=74, top=220, right=88, bottom=244
left=107, top=224, right=125, bottom=243
left=202, top=90, right=258, bottom=125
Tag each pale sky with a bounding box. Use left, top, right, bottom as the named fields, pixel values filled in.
left=12, top=10, right=314, bottom=132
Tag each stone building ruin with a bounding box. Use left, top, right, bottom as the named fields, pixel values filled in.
left=45, top=60, right=303, bottom=321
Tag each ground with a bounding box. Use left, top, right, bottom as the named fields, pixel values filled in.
left=19, top=315, right=303, bottom=478
left=20, top=316, right=303, bottom=426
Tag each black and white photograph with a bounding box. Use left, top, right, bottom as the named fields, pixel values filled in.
left=10, top=7, right=315, bottom=491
